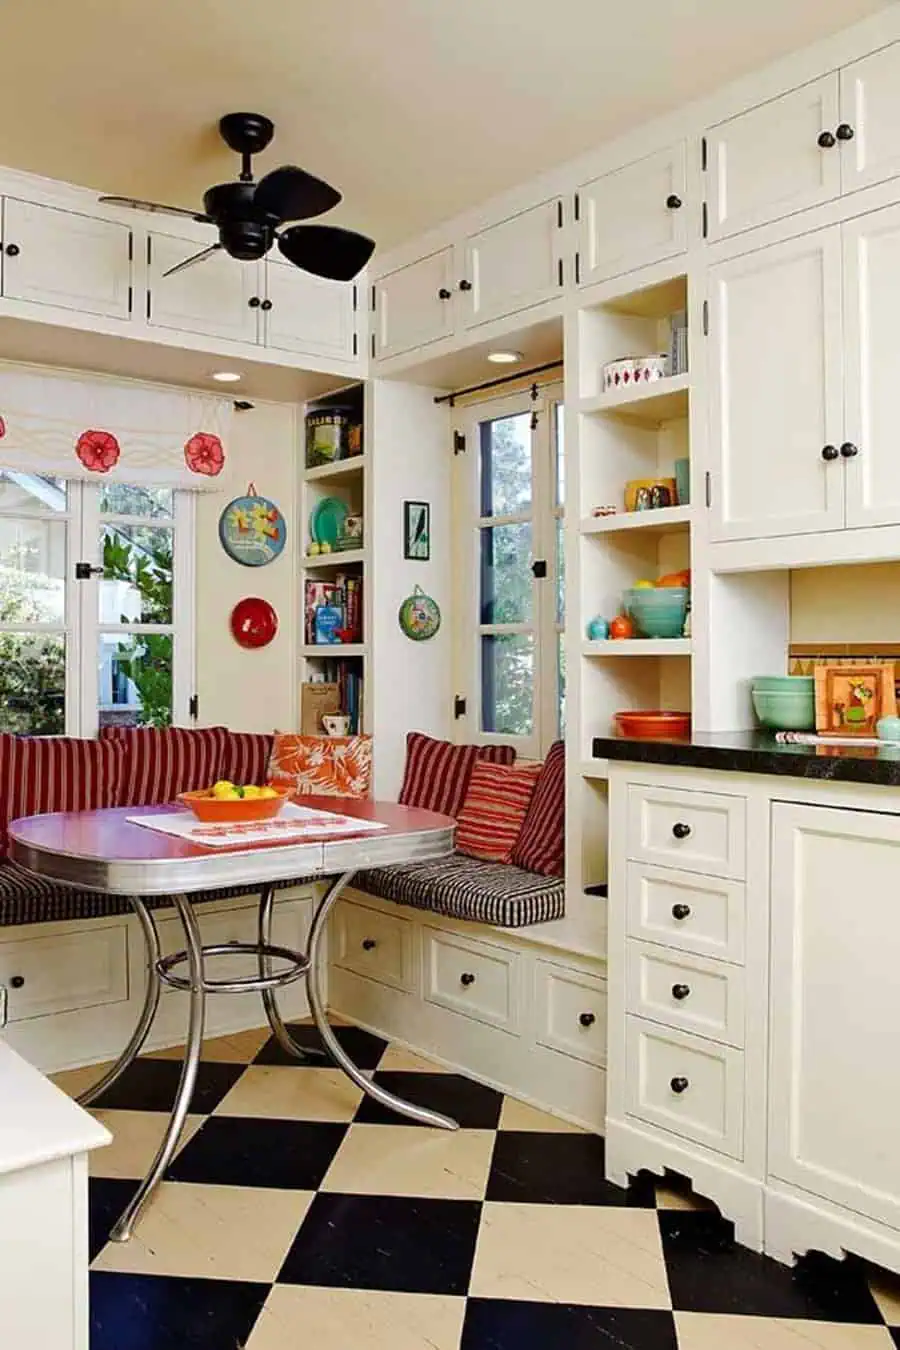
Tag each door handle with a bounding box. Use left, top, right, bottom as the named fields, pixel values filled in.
left=840, top=442, right=859, bottom=458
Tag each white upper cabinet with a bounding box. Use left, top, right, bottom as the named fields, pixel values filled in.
left=1, top=198, right=132, bottom=319
left=262, top=260, right=357, bottom=361
left=705, top=77, right=841, bottom=241
left=146, top=231, right=260, bottom=344
left=577, top=144, right=688, bottom=287
left=373, top=247, right=455, bottom=360
left=769, top=802, right=900, bottom=1233
left=708, top=226, right=845, bottom=542
left=839, top=42, right=900, bottom=195
left=460, top=199, right=563, bottom=328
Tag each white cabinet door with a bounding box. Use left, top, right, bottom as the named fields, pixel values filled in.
left=1, top=198, right=132, bottom=319
left=461, top=199, right=563, bottom=328
left=769, top=802, right=900, bottom=1232
left=577, top=145, right=687, bottom=286
left=840, top=42, right=900, bottom=195
left=705, top=77, right=841, bottom=240
left=708, top=227, right=845, bottom=541
left=842, top=204, right=900, bottom=528
left=147, top=232, right=260, bottom=343
left=262, top=259, right=357, bottom=361
left=373, top=248, right=455, bottom=360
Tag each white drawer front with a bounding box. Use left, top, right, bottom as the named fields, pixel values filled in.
left=424, top=927, right=519, bottom=1032
left=535, top=960, right=607, bottom=1067
left=625, top=940, right=745, bottom=1047
left=625, top=1016, right=744, bottom=1159
left=333, top=900, right=414, bottom=992
left=0, top=923, right=129, bottom=1022
left=626, top=862, right=746, bottom=964
left=157, top=898, right=311, bottom=993
left=627, top=784, right=746, bottom=879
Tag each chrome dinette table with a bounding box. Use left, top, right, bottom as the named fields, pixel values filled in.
left=8, top=797, right=456, bottom=1241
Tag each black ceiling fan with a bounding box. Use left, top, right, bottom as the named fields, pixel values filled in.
left=100, top=112, right=375, bottom=282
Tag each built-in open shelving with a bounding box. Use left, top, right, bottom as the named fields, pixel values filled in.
left=301, top=643, right=367, bottom=660
left=577, top=372, right=689, bottom=425
left=580, top=504, right=691, bottom=537
left=301, top=548, right=368, bottom=570
left=303, top=455, right=367, bottom=484
left=582, top=637, right=691, bottom=657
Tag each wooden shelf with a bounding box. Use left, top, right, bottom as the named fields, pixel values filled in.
left=304, top=455, right=367, bottom=483
left=578, top=373, right=689, bottom=425
left=301, top=644, right=366, bottom=659
left=580, top=759, right=609, bottom=780
left=581, top=504, right=691, bottom=537
left=301, top=548, right=367, bottom=569
left=582, top=638, right=692, bottom=657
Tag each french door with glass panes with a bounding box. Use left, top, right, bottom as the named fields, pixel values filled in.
left=0, top=472, right=194, bottom=736
left=460, top=386, right=564, bottom=759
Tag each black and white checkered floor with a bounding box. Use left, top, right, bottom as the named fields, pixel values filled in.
left=54, top=1023, right=900, bottom=1349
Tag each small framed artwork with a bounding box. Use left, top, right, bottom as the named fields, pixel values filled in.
left=814, top=660, right=897, bottom=736
left=403, top=500, right=431, bottom=561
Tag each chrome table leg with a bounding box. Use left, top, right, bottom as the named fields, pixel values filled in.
left=257, top=884, right=327, bottom=1062
left=109, top=893, right=206, bottom=1242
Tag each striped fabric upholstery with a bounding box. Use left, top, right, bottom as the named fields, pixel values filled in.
left=0, top=734, right=14, bottom=857
left=511, top=739, right=566, bottom=876
left=456, top=760, right=541, bottom=863
left=101, top=726, right=228, bottom=806
left=220, top=732, right=274, bottom=787
left=2, top=735, right=124, bottom=859
left=398, top=733, right=516, bottom=819
left=354, top=854, right=565, bottom=928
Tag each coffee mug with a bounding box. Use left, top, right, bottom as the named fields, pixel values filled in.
left=322, top=714, right=350, bottom=737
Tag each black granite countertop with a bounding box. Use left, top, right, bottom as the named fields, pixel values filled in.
left=592, top=729, right=900, bottom=787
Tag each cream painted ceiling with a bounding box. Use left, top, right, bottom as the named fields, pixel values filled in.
left=1, top=0, right=889, bottom=250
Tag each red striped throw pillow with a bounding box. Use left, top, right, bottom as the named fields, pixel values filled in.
left=398, top=733, right=516, bottom=819
left=456, top=759, right=542, bottom=864
left=8, top=735, right=125, bottom=827
left=220, top=732, right=274, bottom=787
left=511, top=739, right=565, bottom=876
left=101, top=726, right=227, bottom=806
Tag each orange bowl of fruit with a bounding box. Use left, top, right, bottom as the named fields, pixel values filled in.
left=178, top=781, right=290, bottom=822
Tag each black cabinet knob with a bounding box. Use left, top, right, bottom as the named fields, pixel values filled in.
left=260, top=298, right=273, bottom=311
left=672, top=822, right=691, bottom=839
left=9, top=975, right=24, bottom=989
left=458, top=279, right=473, bottom=292
left=672, top=983, right=691, bottom=1000
left=248, top=296, right=260, bottom=308
left=670, top=1075, right=689, bottom=1094
left=836, top=122, right=855, bottom=141
left=460, top=971, right=476, bottom=987
left=579, top=1011, right=596, bottom=1027
left=666, top=194, right=682, bottom=209
left=817, top=130, right=836, bottom=148
left=840, top=442, right=859, bottom=458
left=672, top=903, right=691, bottom=920
left=4, top=243, right=19, bottom=257
left=821, top=444, right=839, bottom=461
left=438, top=287, right=452, bottom=300
left=361, top=938, right=377, bottom=951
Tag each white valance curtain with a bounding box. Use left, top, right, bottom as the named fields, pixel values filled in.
left=0, top=365, right=233, bottom=491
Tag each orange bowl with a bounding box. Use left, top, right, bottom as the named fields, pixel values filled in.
left=614, top=710, right=692, bottom=740
left=177, top=788, right=290, bottom=822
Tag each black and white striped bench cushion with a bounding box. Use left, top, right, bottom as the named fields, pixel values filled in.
left=354, top=854, right=565, bottom=928
left=0, top=862, right=315, bottom=929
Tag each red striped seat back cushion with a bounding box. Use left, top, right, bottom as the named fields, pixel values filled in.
left=398, top=733, right=516, bottom=819
left=511, top=739, right=566, bottom=876
left=0, top=733, right=16, bottom=857
left=6, top=736, right=125, bottom=851
left=220, top=732, right=274, bottom=787
left=100, top=726, right=227, bottom=806
left=456, top=759, right=542, bottom=864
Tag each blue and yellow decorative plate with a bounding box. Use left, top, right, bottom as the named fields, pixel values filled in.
left=219, top=492, right=287, bottom=567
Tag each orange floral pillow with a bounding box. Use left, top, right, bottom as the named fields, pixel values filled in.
left=267, top=734, right=373, bottom=798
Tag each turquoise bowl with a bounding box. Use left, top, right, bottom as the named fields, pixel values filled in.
left=624, top=587, right=689, bottom=639
left=752, top=675, right=814, bottom=692
left=751, top=687, right=816, bottom=731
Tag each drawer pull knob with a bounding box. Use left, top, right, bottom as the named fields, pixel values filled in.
left=840, top=441, right=859, bottom=458
left=4, top=243, right=20, bottom=257
left=460, top=971, right=476, bottom=987
left=817, top=130, right=836, bottom=148
left=9, top=975, right=24, bottom=989
left=361, top=938, right=377, bottom=951
left=672, top=903, right=691, bottom=920
left=672, top=822, right=691, bottom=839
left=579, top=1011, right=596, bottom=1027
left=836, top=122, right=855, bottom=141
left=671, top=983, right=691, bottom=1000
left=458, top=279, right=473, bottom=292
left=670, top=1075, right=689, bottom=1094
left=821, top=444, right=839, bottom=461
left=665, top=193, right=682, bottom=210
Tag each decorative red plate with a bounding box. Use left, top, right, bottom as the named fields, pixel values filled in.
left=230, top=597, right=278, bottom=649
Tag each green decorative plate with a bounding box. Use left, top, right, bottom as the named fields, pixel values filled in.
left=310, top=496, right=349, bottom=548
left=398, top=585, right=441, bottom=641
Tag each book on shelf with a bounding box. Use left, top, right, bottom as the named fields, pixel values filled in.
left=303, top=659, right=364, bottom=734
left=303, top=575, right=363, bottom=645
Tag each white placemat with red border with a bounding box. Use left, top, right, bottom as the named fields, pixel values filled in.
left=127, top=802, right=387, bottom=849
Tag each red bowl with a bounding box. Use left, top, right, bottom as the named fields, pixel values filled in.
left=614, top=710, right=692, bottom=740
left=178, top=787, right=290, bottom=822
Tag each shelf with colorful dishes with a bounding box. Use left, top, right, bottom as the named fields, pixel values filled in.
left=304, top=454, right=367, bottom=484
left=577, top=371, right=689, bottom=425
left=581, top=503, right=691, bottom=537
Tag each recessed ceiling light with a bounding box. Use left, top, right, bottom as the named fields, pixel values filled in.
left=486, top=350, right=525, bottom=365
left=211, top=370, right=242, bottom=383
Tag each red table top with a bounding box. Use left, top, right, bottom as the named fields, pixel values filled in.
left=8, top=798, right=456, bottom=897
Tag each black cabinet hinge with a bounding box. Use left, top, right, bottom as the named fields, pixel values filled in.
left=370, top=284, right=376, bottom=312
left=454, top=695, right=467, bottom=720
left=370, top=332, right=375, bottom=358
left=701, top=136, right=708, bottom=172
left=574, top=251, right=581, bottom=285
left=127, top=231, right=134, bottom=262
left=453, top=431, right=466, bottom=455
left=531, top=559, right=548, bottom=578
left=127, top=284, right=133, bottom=315
left=557, top=200, right=563, bottom=228
left=352, top=332, right=358, bottom=357
left=352, top=284, right=358, bottom=312
left=702, top=299, right=709, bottom=336
left=74, top=562, right=104, bottom=580
left=574, top=192, right=580, bottom=222
left=705, top=471, right=712, bottom=508
left=702, top=201, right=709, bottom=238
left=189, top=694, right=199, bottom=720
left=558, top=258, right=564, bottom=287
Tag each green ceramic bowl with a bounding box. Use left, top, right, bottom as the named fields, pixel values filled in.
left=751, top=675, right=814, bottom=692
left=751, top=687, right=816, bottom=731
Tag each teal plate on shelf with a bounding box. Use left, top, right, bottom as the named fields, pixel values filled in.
left=310, top=496, right=349, bottom=548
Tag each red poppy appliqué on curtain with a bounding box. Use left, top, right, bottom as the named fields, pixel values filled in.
left=184, top=432, right=225, bottom=477
left=76, top=429, right=120, bottom=473
left=0, top=415, right=6, bottom=438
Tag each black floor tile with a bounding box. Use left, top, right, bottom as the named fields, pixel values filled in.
left=87, top=1178, right=139, bottom=1262
left=486, top=1131, right=652, bottom=1206
left=660, top=1211, right=883, bottom=1322
left=461, top=1300, right=679, bottom=1350
left=90, top=1057, right=245, bottom=1113
left=254, top=1023, right=388, bottom=1068
left=90, top=1271, right=268, bottom=1349
left=278, top=1191, right=482, bottom=1295
left=353, top=1071, right=504, bottom=1128
left=166, top=1116, right=347, bottom=1190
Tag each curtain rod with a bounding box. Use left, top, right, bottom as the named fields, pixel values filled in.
left=433, top=360, right=563, bottom=406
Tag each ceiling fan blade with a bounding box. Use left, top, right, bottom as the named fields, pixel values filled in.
left=162, top=243, right=222, bottom=278
left=277, top=224, right=375, bottom=281
left=99, top=195, right=210, bottom=223
left=253, top=166, right=342, bottom=222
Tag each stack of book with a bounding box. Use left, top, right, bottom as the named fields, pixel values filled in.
left=304, top=574, right=363, bottom=645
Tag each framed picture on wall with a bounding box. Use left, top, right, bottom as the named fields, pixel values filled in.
left=403, top=500, right=431, bottom=561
